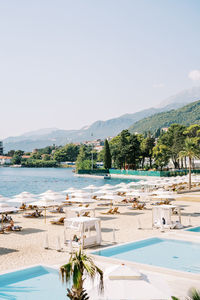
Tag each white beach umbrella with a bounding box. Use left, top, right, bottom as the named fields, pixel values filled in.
left=71, top=192, right=92, bottom=199
left=99, top=184, right=115, bottom=190
left=127, top=182, right=141, bottom=187
left=68, top=198, right=96, bottom=204
left=30, top=199, right=61, bottom=207
left=0, top=202, right=19, bottom=214
left=114, top=183, right=127, bottom=188
left=87, top=264, right=170, bottom=300
left=62, top=187, right=77, bottom=193
left=13, top=191, right=36, bottom=198
left=38, top=190, right=56, bottom=196
left=116, top=187, right=131, bottom=193
left=83, top=185, right=99, bottom=190
left=8, top=197, right=38, bottom=205
left=125, top=191, right=141, bottom=197
left=0, top=197, right=11, bottom=202
left=100, top=195, right=123, bottom=201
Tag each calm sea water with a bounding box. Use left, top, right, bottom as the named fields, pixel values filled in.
left=0, top=167, right=137, bottom=197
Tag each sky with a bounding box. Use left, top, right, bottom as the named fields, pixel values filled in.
left=1, top=0, right=200, bottom=138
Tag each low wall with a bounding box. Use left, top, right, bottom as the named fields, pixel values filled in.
left=109, top=169, right=200, bottom=177
left=77, top=169, right=109, bottom=175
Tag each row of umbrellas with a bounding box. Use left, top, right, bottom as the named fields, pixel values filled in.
left=1, top=172, right=198, bottom=213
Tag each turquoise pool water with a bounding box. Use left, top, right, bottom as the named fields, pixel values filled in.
left=0, top=266, right=69, bottom=299
left=186, top=226, right=200, bottom=232
left=0, top=167, right=137, bottom=197
left=93, top=237, right=200, bottom=274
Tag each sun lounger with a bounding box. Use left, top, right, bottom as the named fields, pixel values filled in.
left=82, top=212, right=90, bottom=217
left=50, top=217, right=65, bottom=225
left=101, top=209, right=113, bottom=215
left=5, top=225, right=22, bottom=232
left=23, top=211, right=43, bottom=218
left=112, top=207, right=120, bottom=214
left=20, top=204, right=26, bottom=210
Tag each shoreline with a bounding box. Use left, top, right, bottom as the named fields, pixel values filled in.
left=75, top=173, right=164, bottom=181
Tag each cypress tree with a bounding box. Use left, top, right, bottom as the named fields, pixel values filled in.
left=103, top=139, right=111, bottom=169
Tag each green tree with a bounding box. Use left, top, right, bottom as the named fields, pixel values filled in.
left=7, top=150, right=15, bottom=157
left=172, top=288, right=200, bottom=300
left=11, top=155, right=22, bottom=165
left=179, top=138, right=200, bottom=189
left=76, top=146, right=86, bottom=170
left=103, top=139, right=111, bottom=169
left=97, top=149, right=104, bottom=162
left=60, top=249, right=103, bottom=300
left=15, top=150, right=24, bottom=156
left=153, top=144, right=170, bottom=170
left=118, top=130, right=130, bottom=169
left=54, top=144, right=79, bottom=162
left=184, top=124, right=200, bottom=138
left=140, top=134, right=155, bottom=169
left=126, top=134, right=141, bottom=169
left=43, top=154, right=51, bottom=161
left=158, top=124, right=186, bottom=169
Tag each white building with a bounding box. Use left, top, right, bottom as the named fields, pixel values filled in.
left=0, top=156, right=12, bottom=165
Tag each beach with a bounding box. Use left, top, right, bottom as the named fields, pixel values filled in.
left=1, top=192, right=200, bottom=298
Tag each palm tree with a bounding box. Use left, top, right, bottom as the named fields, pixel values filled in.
left=179, top=138, right=200, bottom=189
left=60, top=248, right=104, bottom=300
left=172, top=288, right=200, bottom=299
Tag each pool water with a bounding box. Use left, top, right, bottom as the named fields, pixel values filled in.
left=0, top=266, right=69, bottom=299
left=186, top=226, right=200, bottom=232
left=93, top=237, right=200, bottom=274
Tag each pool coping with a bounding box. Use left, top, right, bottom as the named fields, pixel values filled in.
left=184, top=226, right=200, bottom=233
left=0, top=263, right=58, bottom=277
left=89, top=235, right=200, bottom=280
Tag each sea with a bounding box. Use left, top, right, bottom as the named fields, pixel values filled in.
left=0, top=167, right=138, bottom=197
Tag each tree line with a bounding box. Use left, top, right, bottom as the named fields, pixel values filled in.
left=102, top=124, right=200, bottom=171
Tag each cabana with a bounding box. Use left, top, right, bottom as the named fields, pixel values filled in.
left=65, top=216, right=101, bottom=248
left=152, top=205, right=182, bottom=229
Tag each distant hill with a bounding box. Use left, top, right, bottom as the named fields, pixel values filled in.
left=3, top=86, right=200, bottom=152
left=129, top=100, right=200, bottom=134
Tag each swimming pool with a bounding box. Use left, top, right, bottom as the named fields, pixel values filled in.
left=186, top=226, right=200, bottom=232
left=93, top=237, right=200, bottom=274
left=0, top=265, right=69, bottom=299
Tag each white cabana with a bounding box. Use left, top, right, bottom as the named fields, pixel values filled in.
left=65, top=216, right=101, bottom=248
left=87, top=264, right=170, bottom=299
left=152, top=205, right=182, bottom=229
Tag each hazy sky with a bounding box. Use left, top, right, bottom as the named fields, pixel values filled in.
left=1, top=0, right=200, bottom=138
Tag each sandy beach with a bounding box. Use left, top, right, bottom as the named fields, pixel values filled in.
left=0, top=192, right=200, bottom=298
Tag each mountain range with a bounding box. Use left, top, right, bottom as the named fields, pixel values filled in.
left=129, top=99, right=200, bottom=134
left=3, top=86, right=200, bottom=152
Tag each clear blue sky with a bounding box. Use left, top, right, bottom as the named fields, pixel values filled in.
left=1, top=0, right=200, bottom=138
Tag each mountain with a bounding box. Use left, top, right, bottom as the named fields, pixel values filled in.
left=129, top=100, right=200, bottom=134
left=157, top=86, right=200, bottom=108
left=3, top=87, right=200, bottom=152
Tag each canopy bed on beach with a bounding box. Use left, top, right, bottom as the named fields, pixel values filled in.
left=152, top=205, right=182, bottom=229
left=65, top=216, right=101, bottom=248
